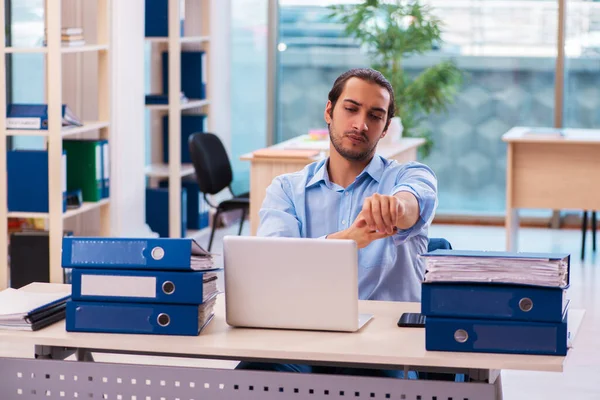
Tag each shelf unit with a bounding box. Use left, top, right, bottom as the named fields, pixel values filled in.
left=0, top=0, right=112, bottom=289
left=145, top=0, right=211, bottom=238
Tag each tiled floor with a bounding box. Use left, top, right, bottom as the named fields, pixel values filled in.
left=1, top=223, right=598, bottom=399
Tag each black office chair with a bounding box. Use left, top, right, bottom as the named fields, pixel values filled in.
left=188, top=133, right=249, bottom=252
left=581, top=211, right=597, bottom=260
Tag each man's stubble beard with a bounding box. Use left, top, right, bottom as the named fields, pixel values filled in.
left=328, top=120, right=378, bottom=162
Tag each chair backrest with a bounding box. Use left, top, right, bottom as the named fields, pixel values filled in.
left=188, top=133, right=233, bottom=195
left=427, top=238, right=452, bottom=252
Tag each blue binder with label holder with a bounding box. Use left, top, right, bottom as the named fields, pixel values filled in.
left=6, top=104, right=82, bottom=130
left=70, top=268, right=220, bottom=304
left=61, top=237, right=213, bottom=271
left=162, top=114, right=207, bottom=163
left=421, top=282, right=568, bottom=323
left=66, top=298, right=216, bottom=336
left=145, top=186, right=187, bottom=238
left=162, top=51, right=206, bottom=100
left=425, top=303, right=570, bottom=356
left=144, top=0, right=184, bottom=37
left=7, top=150, right=67, bottom=213
left=158, top=178, right=210, bottom=230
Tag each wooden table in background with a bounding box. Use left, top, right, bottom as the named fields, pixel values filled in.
left=502, top=127, right=600, bottom=251
left=241, top=136, right=426, bottom=235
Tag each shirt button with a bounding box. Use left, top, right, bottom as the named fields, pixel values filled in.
left=342, top=220, right=347, bottom=225
left=345, top=192, right=349, bottom=196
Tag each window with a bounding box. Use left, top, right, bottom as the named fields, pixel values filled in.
left=274, top=0, right=559, bottom=216
left=9, top=0, right=46, bottom=150
left=230, top=0, right=269, bottom=194
left=564, top=0, right=600, bottom=130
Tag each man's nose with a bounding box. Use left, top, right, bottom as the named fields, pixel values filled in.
left=352, top=114, right=368, bottom=132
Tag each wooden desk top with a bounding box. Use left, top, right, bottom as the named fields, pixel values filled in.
left=502, top=126, right=600, bottom=144
left=0, top=283, right=583, bottom=373
left=240, top=137, right=426, bottom=162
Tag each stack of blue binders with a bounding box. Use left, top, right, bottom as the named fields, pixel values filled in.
left=420, top=250, right=571, bottom=356
left=62, top=237, right=219, bottom=336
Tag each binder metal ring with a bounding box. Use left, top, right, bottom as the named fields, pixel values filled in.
left=151, top=246, right=165, bottom=260
left=157, top=313, right=170, bottom=327
left=519, top=297, right=533, bottom=312
left=162, top=281, right=175, bottom=295
left=454, top=329, right=469, bottom=343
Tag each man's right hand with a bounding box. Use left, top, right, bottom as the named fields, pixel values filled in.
left=327, top=212, right=393, bottom=249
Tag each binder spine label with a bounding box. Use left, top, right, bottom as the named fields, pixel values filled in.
left=103, top=143, right=110, bottom=179
left=201, top=53, right=207, bottom=84
left=7, top=117, right=42, bottom=130
left=81, top=274, right=157, bottom=298
left=95, top=145, right=102, bottom=193
left=62, top=153, right=67, bottom=193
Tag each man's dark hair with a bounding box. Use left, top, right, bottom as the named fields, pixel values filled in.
left=327, top=68, right=395, bottom=130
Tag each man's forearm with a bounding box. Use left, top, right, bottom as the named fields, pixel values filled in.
left=394, top=191, right=420, bottom=229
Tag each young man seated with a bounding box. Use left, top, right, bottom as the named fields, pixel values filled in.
left=237, top=68, right=438, bottom=378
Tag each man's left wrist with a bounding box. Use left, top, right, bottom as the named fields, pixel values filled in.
left=394, top=198, right=406, bottom=227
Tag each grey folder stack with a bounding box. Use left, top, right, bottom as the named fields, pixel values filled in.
left=420, top=250, right=571, bottom=356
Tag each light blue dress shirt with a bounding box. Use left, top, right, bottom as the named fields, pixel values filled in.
left=257, top=154, right=438, bottom=302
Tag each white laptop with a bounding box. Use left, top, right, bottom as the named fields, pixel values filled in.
left=223, top=235, right=373, bottom=332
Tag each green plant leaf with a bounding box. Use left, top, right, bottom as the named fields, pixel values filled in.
left=328, top=0, right=464, bottom=155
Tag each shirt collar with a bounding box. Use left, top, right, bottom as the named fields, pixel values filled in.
left=306, top=159, right=330, bottom=188
left=306, top=155, right=385, bottom=188
left=358, top=154, right=385, bottom=183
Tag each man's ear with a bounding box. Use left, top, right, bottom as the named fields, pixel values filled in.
left=324, top=100, right=333, bottom=124
left=380, top=119, right=391, bottom=138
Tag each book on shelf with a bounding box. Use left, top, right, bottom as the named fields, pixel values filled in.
left=62, top=34, right=84, bottom=42
left=60, top=40, right=86, bottom=47
left=6, top=103, right=82, bottom=130
left=43, top=27, right=86, bottom=47
left=145, top=92, right=189, bottom=105
left=61, top=27, right=83, bottom=35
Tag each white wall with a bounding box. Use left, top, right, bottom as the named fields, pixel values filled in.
left=110, top=0, right=154, bottom=237
left=209, top=0, right=232, bottom=154
left=109, top=0, right=231, bottom=237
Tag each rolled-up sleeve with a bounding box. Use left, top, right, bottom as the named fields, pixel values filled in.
left=390, top=162, right=438, bottom=244
left=257, top=176, right=302, bottom=238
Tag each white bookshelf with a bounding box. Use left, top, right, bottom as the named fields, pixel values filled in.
left=6, top=121, right=110, bottom=137
left=0, top=0, right=112, bottom=288
left=145, top=36, right=210, bottom=44
left=7, top=199, right=110, bottom=220
left=144, top=98, right=210, bottom=111
left=145, top=0, right=211, bottom=238
left=145, top=163, right=195, bottom=178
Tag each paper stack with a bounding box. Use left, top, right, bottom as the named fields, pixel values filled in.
left=43, top=27, right=85, bottom=47
left=0, top=284, right=70, bottom=331
left=423, top=250, right=569, bottom=287
left=420, top=249, right=571, bottom=356
left=61, top=27, right=85, bottom=47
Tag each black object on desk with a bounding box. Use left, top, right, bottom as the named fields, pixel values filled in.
left=9, top=230, right=73, bottom=288
left=397, top=312, right=426, bottom=328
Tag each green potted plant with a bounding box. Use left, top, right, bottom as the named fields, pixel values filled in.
left=328, top=0, right=463, bottom=157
